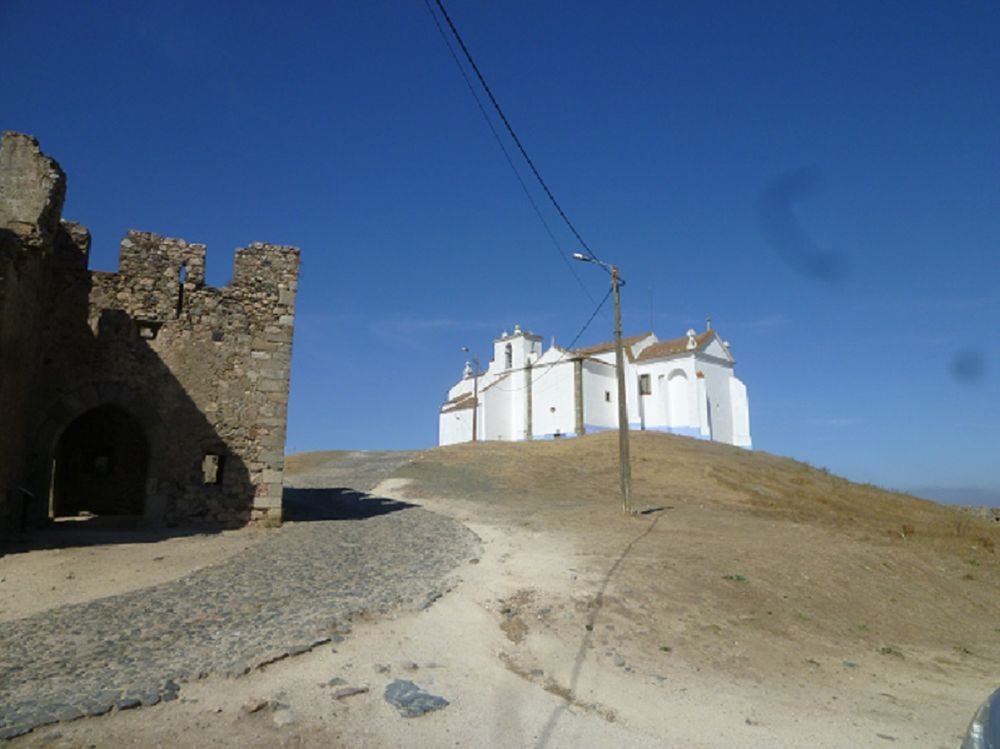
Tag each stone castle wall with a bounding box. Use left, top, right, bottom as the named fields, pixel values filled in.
left=0, top=131, right=299, bottom=530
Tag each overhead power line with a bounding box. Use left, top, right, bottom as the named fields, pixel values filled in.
left=421, top=0, right=601, bottom=308
left=430, top=0, right=603, bottom=266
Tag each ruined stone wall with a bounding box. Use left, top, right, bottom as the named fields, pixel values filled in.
left=0, top=132, right=299, bottom=530
left=0, top=133, right=65, bottom=530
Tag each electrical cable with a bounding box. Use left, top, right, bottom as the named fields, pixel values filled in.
left=430, top=0, right=604, bottom=266
left=422, top=0, right=605, bottom=309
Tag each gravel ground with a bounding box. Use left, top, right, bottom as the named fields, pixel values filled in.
left=0, top=452, right=480, bottom=740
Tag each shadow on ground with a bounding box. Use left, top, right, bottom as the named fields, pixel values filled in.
left=282, top=487, right=419, bottom=522
left=0, top=520, right=229, bottom=558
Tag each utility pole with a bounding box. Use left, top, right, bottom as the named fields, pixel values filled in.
left=572, top=253, right=633, bottom=513
left=611, top=265, right=633, bottom=513
left=461, top=347, right=479, bottom=442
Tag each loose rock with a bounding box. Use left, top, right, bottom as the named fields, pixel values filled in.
left=242, top=697, right=269, bottom=714
left=333, top=686, right=369, bottom=700
left=383, top=680, right=449, bottom=718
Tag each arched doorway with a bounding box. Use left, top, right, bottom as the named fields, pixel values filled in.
left=51, top=405, right=150, bottom=517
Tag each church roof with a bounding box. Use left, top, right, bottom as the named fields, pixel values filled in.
left=635, top=330, right=715, bottom=362
left=441, top=393, right=475, bottom=413
left=573, top=332, right=654, bottom=361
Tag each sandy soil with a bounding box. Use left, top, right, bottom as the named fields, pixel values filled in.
left=6, top=433, right=998, bottom=747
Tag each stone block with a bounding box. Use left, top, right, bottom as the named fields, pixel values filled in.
left=258, top=378, right=285, bottom=392
left=254, top=488, right=283, bottom=509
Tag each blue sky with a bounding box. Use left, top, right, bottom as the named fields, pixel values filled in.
left=3, top=1, right=998, bottom=501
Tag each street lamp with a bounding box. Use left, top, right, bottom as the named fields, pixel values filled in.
left=460, top=346, right=479, bottom=443
left=572, top=252, right=633, bottom=513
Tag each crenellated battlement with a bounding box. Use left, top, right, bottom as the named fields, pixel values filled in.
left=69, top=230, right=301, bottom=323
left=118, top=230, right=206, bottom=287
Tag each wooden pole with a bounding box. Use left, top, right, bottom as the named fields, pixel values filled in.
left=472, top=354, right=479, bottom=442
left=612, top=266, right=633, bottom=513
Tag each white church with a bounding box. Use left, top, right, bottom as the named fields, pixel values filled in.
left=439, top=324, right=751, bottom=448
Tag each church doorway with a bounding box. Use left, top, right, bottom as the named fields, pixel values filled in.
left=51, top=405, right=150, bottom=517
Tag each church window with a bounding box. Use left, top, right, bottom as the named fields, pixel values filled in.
left=639, top=374, right=651, bottom=395
left=505, top=343, right=512, bottom=369
left=605, top=391, right=611, bottom=402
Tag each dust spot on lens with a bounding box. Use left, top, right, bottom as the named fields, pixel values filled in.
left=950, top=350, right=987, bottom=384
left=756, top=166, right=850, bottom=284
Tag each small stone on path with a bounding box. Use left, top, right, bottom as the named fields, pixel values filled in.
left=242, top=697, right=269, bottom=714
left=333, top=686, right=369, bottom=700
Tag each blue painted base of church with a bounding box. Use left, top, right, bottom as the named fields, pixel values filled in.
left=532, top=425, right=707, bottom=440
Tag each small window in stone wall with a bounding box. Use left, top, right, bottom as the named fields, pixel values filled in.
left=135, top=319, right=163, bottom=340
left=176, top=264, right=188, bottom=318
left=202, top=453, right=225, bottom=486
left=605, top=391, right=611, bottom=402
left=639, top=374, right=651, bottom=395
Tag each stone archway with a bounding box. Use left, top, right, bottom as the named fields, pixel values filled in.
left=51, top=404, right=150, bottom=517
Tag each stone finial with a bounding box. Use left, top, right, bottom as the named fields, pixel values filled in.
left=686, top=328, right=697, bottom=349
left=514, top=323, right=522, bottom=335
left=463, top=360, right=473, bottom=379
left=0, top=132, right=67, bottom=248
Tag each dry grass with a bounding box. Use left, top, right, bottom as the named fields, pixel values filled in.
left=402, top=431, right=999, bottom=557
left=390, top=431, right=1000, bottom=681
left=284, top=450, right=354, bottom=475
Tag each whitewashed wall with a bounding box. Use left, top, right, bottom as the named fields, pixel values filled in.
left=439, top=406, right=472, bottom=446
left=729, top=377, right=752, bottom=448
left=530, top=358, right=577, bottom=438
left=697, top=357, right=734, bottom=444
left=635, top=359, right=699, bottom=434
left=582, top=359, right=617, bottom=431
left=482, top=376, right=514, bottom=441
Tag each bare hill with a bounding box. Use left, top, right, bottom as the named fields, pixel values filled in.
left=399, top=430, right=999, bottom=549
left=381, top=431, right=1000, bottom=736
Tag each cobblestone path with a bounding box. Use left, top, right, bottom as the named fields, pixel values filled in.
left=0, top=452, right=478, bottom=740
